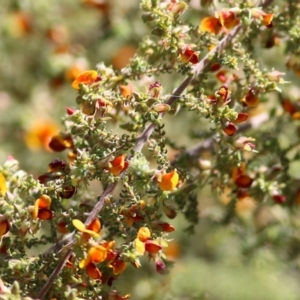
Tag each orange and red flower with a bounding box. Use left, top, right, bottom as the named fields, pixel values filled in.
left=199, top=9, right=240, bottom=34
left=134, top=227, right=162, bottom=255
left=241, top=89, right=260, bottom=107
left=281, top=99, right=300, bottom=120
left=105, top=154, right=129, bottom=176
left=71, top=70, right=100, bottom=89
left=72, top=218, right=101, bottom=243
left=223, top=122, right=237, bottom=136
left=179, top=45, right=199, bottom=64
left=156, top=170, right=179, bottom=191
left=30, top=194, right=53, bottom=220
left=48, top=134, right=73, bottom=152
left=0, top=217, right=10, bottom=237
left=251, top=8, right=274, bottom=27
left=25, top=122, right=59, bottom=152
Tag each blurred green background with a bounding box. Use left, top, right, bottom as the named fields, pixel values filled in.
left=1, top=0, right=300, bottom=299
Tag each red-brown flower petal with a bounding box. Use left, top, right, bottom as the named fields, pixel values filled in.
left=235, top=174, right=253, bottom=188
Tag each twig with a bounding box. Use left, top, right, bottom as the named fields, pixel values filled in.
left=172, top=112, right=269, bottom=162
left=37, top=248, right=73, bottom=299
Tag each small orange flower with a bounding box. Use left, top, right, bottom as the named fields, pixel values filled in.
left=152, top=221, right=175, bottom=232
left=112, top=45, right=136, bottom=70
left=282, top=99, right=296, bottom=116
left=215, top=10, right=240, bottom=30
left=144, top=240, right=162, bottom=254
left=0, top=217, right=10, bottom=237
left=79, top=245, right=108, bottom=268
left=216, top=85, right=230, bottom=104
left=9, top=12, right=32, bottom=37
left=164, top=240, right=180, bottom=260
left=179, top=45, right=199, bottom=64
left=79, top=240, right=116, bottom=279
left=71, top=70, right=99, bottom=89
left=106, top=154, right=129, bottom=176
left=251, top=9, right=274, bottom=27
left=25, top=122, right=59, bottom=152
left=48, top=134, right=73, bottom=152
left=241, top=89, right=260, bottom=107
left=72, top=218, right=101, bottom=242
left=119, top=85, right=133, bottom=98
left=85, top=263, right=102, bottom=280
left=156, top=170, right=179, bottom=191
left=47, top=25, right=68, bottom=45
left=58, top=185, right=77, bottom=199
left=31, top=195, right=53, bottom=220
left=199, top=9, right=239, bottom=34
left=65, top=65, right=86, bottom=82
left=223, top=122, right=237, bottom=136
left=108, top=256, right=127, bottom=275
left=199, top=16, right=222, bottom=34
left=232, top=113, right=248, bottom=124
left=235, top=174, right=253, bottom=188
left=57, top=221, right=69, bottom=234
left=121, top=201, right=145, bottom=226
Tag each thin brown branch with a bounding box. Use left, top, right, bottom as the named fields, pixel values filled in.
left=37, top=248, right=73, bottom=299
left=172, top=112, right=269, bottom=162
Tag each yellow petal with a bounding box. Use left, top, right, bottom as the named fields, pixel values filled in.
left=0, top=173, right=7, bottom=196
left=79, top=258, right=90, bottom=269
left=135, top=238, right=145, bottom=254
left=72, top=219, right=100, bottom=237
left=137, top=227, right=151, bottom=242
left=72, top=219, right=86, bottom=231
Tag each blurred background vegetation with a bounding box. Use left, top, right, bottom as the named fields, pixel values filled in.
left=1, top=0, right=300, bottom=299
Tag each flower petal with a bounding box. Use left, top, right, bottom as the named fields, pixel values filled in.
left=137, top=227, right=151, bottom=242
left=158, top=170, right=179, bottom=191
left=199, top=16, right=221, bottom=34
left=86, top=263, right=102, bottom=280
left=0, top=174, right=7, bottom=196
left=72, top=70, right=99, bottom=89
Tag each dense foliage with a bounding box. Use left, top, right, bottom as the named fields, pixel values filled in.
left=1, top=0, right=300, bottom=299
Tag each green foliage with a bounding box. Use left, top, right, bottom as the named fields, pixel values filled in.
left=1, top=0, right=300, bottom=299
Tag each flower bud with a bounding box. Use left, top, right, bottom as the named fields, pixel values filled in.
left=198, top=159, right=212, bottom=170
left=234, top=136, right=256, bottom=152
left=152, top=103, right=171, bottom=113
left=272, top=192, right=286, bottom=204
left=156, top=259, right=168, bottom=274
left=223, top=122, right=237, bottom=136
left=163, top=202, right=177, bottom=219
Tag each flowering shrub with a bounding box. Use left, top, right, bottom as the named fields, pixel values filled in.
left=1, top=0, right=300, bottom=299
